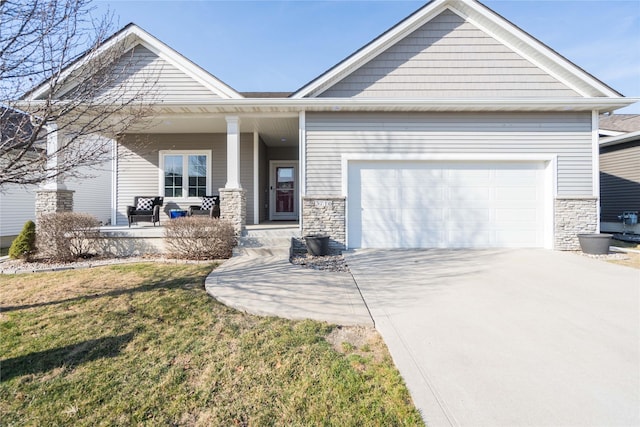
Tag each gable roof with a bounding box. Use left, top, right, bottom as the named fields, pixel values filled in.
left=24, top=23, right=243, bottom=101
left=292, top=0, right=623, bottom=99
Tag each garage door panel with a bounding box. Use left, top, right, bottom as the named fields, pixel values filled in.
left=448, top=169, right=492, bottom=185
left=496, top=187, right=539, bottom=201
left=495, top=208, right=539, bottom=222
left=460, top=208, right=491, bottom=223
left=403, top=168, right=442, bottom=186
left=448, top=230, right=493, bottom=248
left=401, top=208, right=445, bottom=223
left=495, top=170, right=539, bottom=186
left=448, top=187, right=492, bottom=202
left=348, top=161, right=546, bottom=249
left=362, top=231, right=401, bottom=248
left=403, top=189, right=446, bottom=206
left=402, top=231, right=445, bottom=248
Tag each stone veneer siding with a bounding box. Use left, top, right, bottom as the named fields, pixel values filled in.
left=554, top=196, right=598, bottom=250
left=302, top=196, right=346, bottom=251
left=35, top=189, right=74, bottom=222
left=220, top=188, right=246, bottom=235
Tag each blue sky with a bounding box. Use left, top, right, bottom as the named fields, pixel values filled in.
left=95, top=0, right=640, bottom=113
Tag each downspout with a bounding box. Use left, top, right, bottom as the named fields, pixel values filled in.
left=592, top=110, right=600, bottom=233
left=253, top=131, right=259, bottom=225
left=298, top=111, right=306, bottom=234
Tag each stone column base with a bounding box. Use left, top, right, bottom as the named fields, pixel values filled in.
left=36, top=189, right=75, bottom=223
left=302, top=196, right=346, bottom=252
left=219, top=188, right=246, bottom=235
left=554, top=196, right=598, bottom=250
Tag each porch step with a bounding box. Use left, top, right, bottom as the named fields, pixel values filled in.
left=235, top=225, right=300, bottom=258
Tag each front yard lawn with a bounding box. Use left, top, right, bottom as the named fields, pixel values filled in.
left=610, top=240, right=640, bottom=269
left=0, top=263, right=422, bottom=426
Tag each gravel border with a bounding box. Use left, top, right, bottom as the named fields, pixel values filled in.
left=0, top=256, right=218, bottom=275
left=290, top=253, right=350, bottom=272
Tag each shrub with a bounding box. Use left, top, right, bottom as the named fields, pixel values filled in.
left=36, top=212, right=100, bottom=262
left=164, top=217, right=236, bottom=260
left=9, top=220, right=37, bottom=260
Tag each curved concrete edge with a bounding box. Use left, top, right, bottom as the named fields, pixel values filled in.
left=205, top=255, right=373, bottom=327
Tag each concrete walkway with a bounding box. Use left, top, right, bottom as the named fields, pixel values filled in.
left=205, top=254, right=373, bottom=326
left=344, top=249, right=640, bottom=427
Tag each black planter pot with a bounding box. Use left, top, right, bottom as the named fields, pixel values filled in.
left=305, top=235, right=329, bottom=257
left=577, top=233, right=612, bottom=255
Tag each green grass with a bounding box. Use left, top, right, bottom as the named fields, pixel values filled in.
left=0, top=263, right=423, bottom=426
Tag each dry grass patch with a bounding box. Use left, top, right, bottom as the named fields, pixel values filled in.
left=609, top=241, right=640, bottom=269
left=0, top=263, right=423, bottom=426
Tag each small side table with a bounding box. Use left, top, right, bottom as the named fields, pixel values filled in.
left=169, top=209, right=187, bottom=219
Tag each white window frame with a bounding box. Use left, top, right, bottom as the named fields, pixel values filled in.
left=158, top=150, right=212, bottom=201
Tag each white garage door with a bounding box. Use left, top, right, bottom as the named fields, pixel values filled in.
left=347, top=161, right=547, bottom=248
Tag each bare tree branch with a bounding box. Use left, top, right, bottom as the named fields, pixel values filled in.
left=0, top=0, right=157, bottom=188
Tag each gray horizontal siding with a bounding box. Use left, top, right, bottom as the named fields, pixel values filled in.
left=96, top=45, right=222, bottom=102
left=67, top=163, right=113, bottom=224
left=117, top=133, right=255, bottom=225
left=0, top=186, right=36, bottom=237
left=599, top=142, right=640, bottom=221
left=305, top=112, right=592, bottom=196
left=319, top=10, right=579, bottom=98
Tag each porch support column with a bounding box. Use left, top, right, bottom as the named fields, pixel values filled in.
left=220, top=116, right=246, bottom=234
left=36, top=122, right=74, bottom=223
left=225, top=116, right=241, bottom=189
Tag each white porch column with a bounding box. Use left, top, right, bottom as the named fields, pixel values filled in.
left=220, top=116, right=246, bottom=234
left=41, top=122, right=67, bottom=190
left=225, top=116, right=241, bottom=189
left=36, top=122, right=74, bottom=221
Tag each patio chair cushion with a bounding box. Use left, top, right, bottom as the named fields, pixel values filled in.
left=201, top=196, right=216, bottom=210
left=136, top=197, right=154, bottom=211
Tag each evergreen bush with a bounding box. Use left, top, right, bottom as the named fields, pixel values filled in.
left=9, top=220, right=36, bottom=260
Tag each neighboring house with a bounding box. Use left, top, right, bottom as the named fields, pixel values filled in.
left=0, top=108, right=114, bottom=246
left=599, top=115, right=640, bottom=234
left=20, top=0, right=635, bottom=250
left=0, top=152, right=114, bottom=247
left=0, top=107, right=38, bottom=247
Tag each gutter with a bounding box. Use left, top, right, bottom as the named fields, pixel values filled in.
left=13, top=97, right=638, bottom=116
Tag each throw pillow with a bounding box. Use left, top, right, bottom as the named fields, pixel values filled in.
left=136, top=197, right=154, bottom=211
left=201, top=196, right=215, bottom=210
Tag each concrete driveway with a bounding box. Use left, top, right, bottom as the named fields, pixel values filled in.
left=344, top=249, right=640, bottom=427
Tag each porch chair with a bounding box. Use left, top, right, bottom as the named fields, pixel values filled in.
left=188, top=195, right=220, bottom=218
left=127, top=196, right=164, bottom=227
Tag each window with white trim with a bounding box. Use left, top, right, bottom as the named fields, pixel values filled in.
left=159, top=151, right=211, bottom=198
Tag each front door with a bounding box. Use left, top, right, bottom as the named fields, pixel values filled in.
left=270, top=161, right=298, bottom=220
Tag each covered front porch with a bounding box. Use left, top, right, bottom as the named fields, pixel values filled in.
left=114, top=108, right=303, bottom=233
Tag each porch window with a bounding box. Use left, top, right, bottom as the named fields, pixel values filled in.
left=159, top=151, right=211, bottom=198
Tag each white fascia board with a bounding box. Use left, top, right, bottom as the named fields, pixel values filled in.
left=291, top=0, right=449, bottom=99
left=598, top=129, right=625, bottom=137
left=16, top=96, right=636, bottom=116
left=452, top=1, right=622, bottom=98
left=151, top=97, right=637, bottom=113
left=600, top=130, right=640, bottom=147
